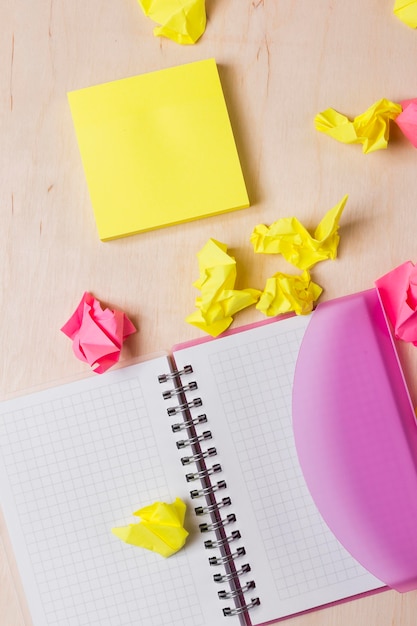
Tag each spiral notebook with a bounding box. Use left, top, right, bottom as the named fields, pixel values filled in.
left=0, top=293, right=398, bottom=626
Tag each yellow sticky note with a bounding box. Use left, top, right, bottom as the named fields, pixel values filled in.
left=68, top=60, right=249, bottom=241
left=256, top=271, right=323, bottom=317
left=314, top=99, right=402, bottom=153
left=186, top=239, right=261, bottom=336
left=138, top=0, right=206, bottom=44
left=112, top=498, right=188, bottom=558
left=250, top=195, right=348, bottom=270
left=394, top=0, right=417, bottom=27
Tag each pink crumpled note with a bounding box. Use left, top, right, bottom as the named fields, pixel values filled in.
left=395, top=99, right=417, bottom=148
left=375, top=261, right=417, bottom=344
left=61, top=292, right=136, bottom=373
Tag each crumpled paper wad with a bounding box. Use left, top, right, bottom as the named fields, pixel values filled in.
left=61, top=292, right=136, bottom=374
left=314, top=99, right=402, bottom=153
left=375, top=261, right=417, bottom=344
left=395, top=99, right=417, bottom=148
left=186, top=239, right=261, bottom=337
left=256, top=270, right=323, bottom=317
left=137, top=0, right=206, bottom=44
left=112, top=498, right=189, bottom=557
left=393, top=0, right=417, bottom=28
left=250, top=195, right=348, bottom=270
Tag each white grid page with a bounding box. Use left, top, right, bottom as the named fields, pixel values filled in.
left=174, top=316, right=382, bottom=623
left=0, top=359, right=209, bottom=626
left=209, top=329, right=367, bottom=597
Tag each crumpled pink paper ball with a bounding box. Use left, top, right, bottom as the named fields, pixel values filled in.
left=395, top=99, right=417, bottom=148
left=375, top=261, right=417, bottom=344
left=61, top=292, right=136, bottom=373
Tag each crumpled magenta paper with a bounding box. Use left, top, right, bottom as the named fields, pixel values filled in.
left=395, top=99, right=417, bottom=148
left=256, top=271, right=323, bottom=317
left=186, top=239, right=261, bottom=337
left=61, top=292, right=136, bottom=374
left=111, top=498, right=189, bottom=557
left=137, top=0, right=206, bottom=44
left=314, top=99, right=402, bottom=153
left=375, top=261, right=417, bottom=344
left=250, top=195, right=348, bottom=270
left=393, top=0, right=417, bottom=28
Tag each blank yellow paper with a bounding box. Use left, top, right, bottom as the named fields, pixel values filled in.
left=68, top=59, right=249, bottom=241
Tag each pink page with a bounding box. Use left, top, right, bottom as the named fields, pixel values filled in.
left=292, top=289, right=417, bottom=592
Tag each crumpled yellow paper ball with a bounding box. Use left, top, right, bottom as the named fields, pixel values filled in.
left=393, top=0, right=417, bottom=28
left=137, top=0, right=206, bottom=44
left=256, top=270, right=323, bottom=317
left=111, top=498, right=189, bottom=558
left=314, top=99, right=402, bottom=153
left=186, top=239, right=261, bottom=337
left=250, top=195, right=348, bottom=270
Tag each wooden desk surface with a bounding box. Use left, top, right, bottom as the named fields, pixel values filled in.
left=2, top=1, right=417, bottom=624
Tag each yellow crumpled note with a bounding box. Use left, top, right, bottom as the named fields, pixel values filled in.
left=394, top=0, right=417, bottom=28
left=137, top=0, right=206, bottom=44
left=256, top=270, right=323, bottom=317
left=314, top=99, right=402, bottom=153
left=250, top=195, right=348, bottom=271
left=111, top=498, right=189, bottom=557
left=186, top=239, right=261, bottom=337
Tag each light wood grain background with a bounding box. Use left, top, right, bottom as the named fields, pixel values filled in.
left=1, top=0, right=417, bottom=624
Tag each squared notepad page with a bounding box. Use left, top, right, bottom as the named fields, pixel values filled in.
left=0, top=357, right=227, bottom=626
left=173, top=315, right=383, bottom=625
left=68, top=59, right=249, bottom=241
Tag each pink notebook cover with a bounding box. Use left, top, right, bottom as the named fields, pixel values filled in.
left=292, top=288, right=417, bottom=593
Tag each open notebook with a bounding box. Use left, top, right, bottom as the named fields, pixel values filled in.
left=3, top=289, right=415, bottom=626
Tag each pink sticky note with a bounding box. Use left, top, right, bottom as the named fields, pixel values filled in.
left=375, top=261, right=417, bottom=344
left=395, top=99, right=417, bottom=148
left=61, top=292, right=136, bottom=373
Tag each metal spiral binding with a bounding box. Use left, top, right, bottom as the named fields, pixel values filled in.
left=163, top=381, right=198, bottom=399
left=194, top=497, right=231, bottom=515
left=209, top=547, right=246, bottom=566
left=159, top=363, right=260, bottom=619
left=223, top=598, right=261, bottom=616
left=186, top=463, right=222, bottom=482
left=204, top=530, right=241, bottom=548
left=171, top=414, right=207, bottom=432
left=213, top=564, right=251, bottom=583
left=158, top=365, right=193, bottom=382
left=167, top=397, right=202, bottom=416
left=180, top=447, right=217, bottom=465
left=190, top=480, right=227, bottom=499
left=176, top=430, right=212, bottom=448
left=218, top=581, right=256, bottom=599
left=199, top=513, right=236, bottom=532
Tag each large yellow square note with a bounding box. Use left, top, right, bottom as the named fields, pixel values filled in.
left=68, top=59, right=250, bottom=241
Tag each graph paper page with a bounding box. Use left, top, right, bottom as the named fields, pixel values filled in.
left=173, top=315, right=383, bottom=624
left=0, top=356, right=227, bottom=626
